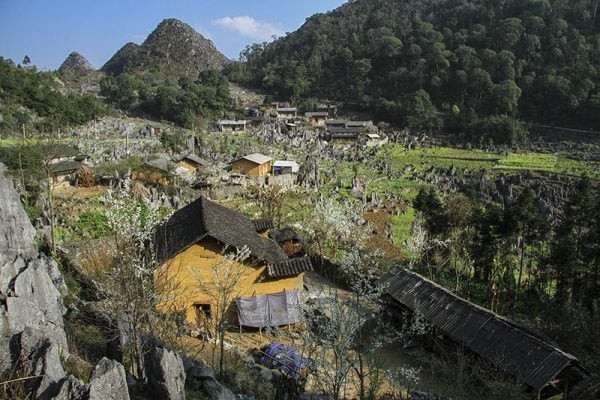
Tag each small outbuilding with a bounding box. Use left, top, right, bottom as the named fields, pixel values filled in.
left=381, top=268, right=588, bottom=399
left=272, top=160, right=299, bottom=175
left=231, top=153, right=273, bottom=177
left=217, top=120, right=247, bottom=132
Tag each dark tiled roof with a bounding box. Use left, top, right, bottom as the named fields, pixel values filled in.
left=49, top=160, right=82, bottom=174
left=328, top=127, right=363, bottom=134
left=253, top=218, right=274, bottom=232
left=154, top=197, right=288, bottom=265
left=269, top=227, right=301, bottom=243
left=43, top=143, right=81, bottom=159
left=268, top=257, right=313, bottom=278
left=382, top=268, right=581, bottom=391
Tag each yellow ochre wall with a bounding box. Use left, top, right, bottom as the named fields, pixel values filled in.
left=155, top=238, right=303, bottom=326
left=231, top=159, right=272, bottom=176
left=176, top=160, right=197, bottom=174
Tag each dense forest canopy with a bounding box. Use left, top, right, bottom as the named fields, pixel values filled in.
left=99, top=69, right=232, bottom=128
left=236, top=0, right=600, bottom=144
left=0, top=58, right=109, bottom=135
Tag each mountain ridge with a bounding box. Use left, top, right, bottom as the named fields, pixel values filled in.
left=101, top=18, right=229, bottom=79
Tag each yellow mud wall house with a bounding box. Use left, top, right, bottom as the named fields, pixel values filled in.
left=153, top=196, right=312, bottom=328
left=231, top=153, right=273, bottom=177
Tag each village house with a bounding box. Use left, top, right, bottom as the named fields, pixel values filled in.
left=43, top=143, right=87, bottom=185
left=49, top=160, right=82, bottom=185
left=382, top=268, right=588, bottom=399
left=176, top=153, right=209, bottom=175
left=231, top=153, right=273, bottom=177
left=346, top=120, right=373, bottom=129
left=324, top=119, right=347, bottom=129
left=324, top=126, right=363, bottom=144
left=132, top=157, right=174, bottom=185
left=276, top=107, right=298, bottom=119
left=305, top=112, right=329, bottom=126
left=317, top=104, right=338, bottom=117
left=153, top=196, right=313, bottom=329
left=216, top=120, right=247, bottom=132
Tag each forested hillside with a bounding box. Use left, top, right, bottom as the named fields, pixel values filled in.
left=0, top=58, right=109, bottom=135
left=238, top=0, right=600, bottom=144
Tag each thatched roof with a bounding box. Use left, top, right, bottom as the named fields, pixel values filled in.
left=155, top=197, right=289, bottom=267
left=382, top=268, right=585, bottom=391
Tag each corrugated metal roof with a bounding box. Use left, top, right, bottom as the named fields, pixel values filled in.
left=383, top=268, right=579, bottom=391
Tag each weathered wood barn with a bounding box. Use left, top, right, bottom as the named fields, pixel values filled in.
left=153, top=197, right=313, bottom=328
left=382, top=268, right=588, bottom=399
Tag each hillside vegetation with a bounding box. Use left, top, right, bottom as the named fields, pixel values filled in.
left=238, top=0, right=600, bottom=144
left=0, top=58, right=110, bottom=135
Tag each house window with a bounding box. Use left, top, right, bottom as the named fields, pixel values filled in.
left=194, top=303, right=212, bottom=321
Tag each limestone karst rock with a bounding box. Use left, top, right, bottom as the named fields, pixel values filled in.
left=58, top=51, right=95, bottom=74
left=101, top=18, right=228, bottom=79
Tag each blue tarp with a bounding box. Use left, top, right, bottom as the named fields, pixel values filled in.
left=260, top=341, right=308, bottom=381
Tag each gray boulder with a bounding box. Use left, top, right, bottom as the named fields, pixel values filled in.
left=0, top=162, right=37, bottom=259
left=6, top=255, right=67, bottom=349
left=145, top=346, right=186, bottom=400
left=182, top=356, right=236, bottom=400
left=52, top=375, right=90, bottom=400
left=13, top=327, right=66, bottom=399
left=89, top=357, right=130, bottom=400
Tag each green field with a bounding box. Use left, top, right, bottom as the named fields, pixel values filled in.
left=382, top=145, right=599, bottom=178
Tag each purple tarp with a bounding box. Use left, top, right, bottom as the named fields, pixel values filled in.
left=260, top=341, right=308, bottom=381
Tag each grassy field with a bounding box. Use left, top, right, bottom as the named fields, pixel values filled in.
left=381, top=145, right=600, bottom=178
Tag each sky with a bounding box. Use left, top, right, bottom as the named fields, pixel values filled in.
left=0, top=0, right=347, bottom=71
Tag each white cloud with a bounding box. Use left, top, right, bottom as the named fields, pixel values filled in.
left=212, top=16, right=284, bottom=41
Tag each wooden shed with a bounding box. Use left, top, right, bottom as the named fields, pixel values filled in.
left=231, top=153, right=273, bottom=177
left=153, top=197, right=313, bottom=328
left=382, top=268, right=588, bottom=399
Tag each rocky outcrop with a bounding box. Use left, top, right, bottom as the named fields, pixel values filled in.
left=101, top=18, right=229, bottom=79
left=182, top=355, right=236, bottom=400
left=0, top=163, right=37, bottom=259
left=145, top=347, right=186, bottom=400
left=1, top=162, right=237, bottom=400
left=88, top=358, right=130, bottom=400
left=6, top=255, right=67, bottom=348
left=12, top=327, right=66, bottom=399
left=58, top=52, right=95, bottom=74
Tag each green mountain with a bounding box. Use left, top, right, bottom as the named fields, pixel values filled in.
left=240, top=0, right=600, bottom=144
